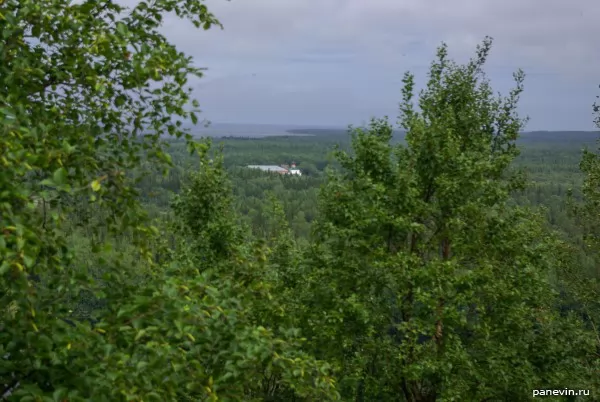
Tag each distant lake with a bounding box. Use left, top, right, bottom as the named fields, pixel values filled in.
left=191, top=123, right=340, bottom=138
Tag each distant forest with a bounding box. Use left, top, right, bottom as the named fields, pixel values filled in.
left=287, top=127, right=600, bottom=144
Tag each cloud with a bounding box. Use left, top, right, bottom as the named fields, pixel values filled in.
left=120, top=0, right=600, bottom=129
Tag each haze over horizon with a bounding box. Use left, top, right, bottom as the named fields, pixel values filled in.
left=124, top=0, right=600, bottom=131
left=192, top=122, right=600, bottom=138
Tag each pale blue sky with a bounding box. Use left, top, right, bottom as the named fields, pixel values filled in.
left=151, top=0, right=600, bottom=130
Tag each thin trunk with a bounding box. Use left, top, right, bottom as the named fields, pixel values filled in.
left=434, top=238, right=450, bottom=347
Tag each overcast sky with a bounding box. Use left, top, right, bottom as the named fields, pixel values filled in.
left=153, top=0, right=600, bottom=130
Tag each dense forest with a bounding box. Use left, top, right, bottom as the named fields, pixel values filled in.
left=2, top=1, right=600, bottom=401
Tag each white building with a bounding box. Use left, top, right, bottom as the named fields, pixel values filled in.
left=247, top=162, right=302, bottom=176
left=288, top=162, right=302, bottom=176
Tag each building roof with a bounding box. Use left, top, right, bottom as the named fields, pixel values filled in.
left=247, top=165, right=289, bottom=172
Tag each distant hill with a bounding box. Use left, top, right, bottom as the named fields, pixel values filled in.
left=286, top=128, right=350, bottom=137
left=519, top=131, right=599, bottom=144
left=286, top=128, right=600, bottom=146
left=191, top=123, right=326, bottom=138
left=181, top=122, right=600, bottom=145
left=285, top=128, right=405, bottom=140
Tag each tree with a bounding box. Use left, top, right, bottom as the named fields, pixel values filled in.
left=559, top=87, right=600, bottom=396
left=301, top=37, right=593, bottom=401
left=0, top=0, right=214, bottom=398
left=169, top=142, right=338, bottom=401
left=0, top=0, right=338, bottom=400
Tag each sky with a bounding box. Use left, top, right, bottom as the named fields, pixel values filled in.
left=150, top=0, right=600, bottom=130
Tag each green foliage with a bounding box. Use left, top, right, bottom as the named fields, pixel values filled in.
left=0, top=1, right=337, bottom=400
left=171, top=141, right=243, bottom=269
left=0, top=0, right=216, bottom=398
left=556, top=89, right=600, bottom=396
left=170, top=142, right=339, bottom=400
left=3, top=0, right=600, bottom=399
left=299, top=38, right=594, bottom=401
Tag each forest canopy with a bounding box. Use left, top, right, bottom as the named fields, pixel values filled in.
left=1, top=1, right=600, bottom=401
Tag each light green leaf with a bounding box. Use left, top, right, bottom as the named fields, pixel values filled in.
left=91, top=179, right=101, bottom=192
left=53, top=167, right=68, bottom=185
